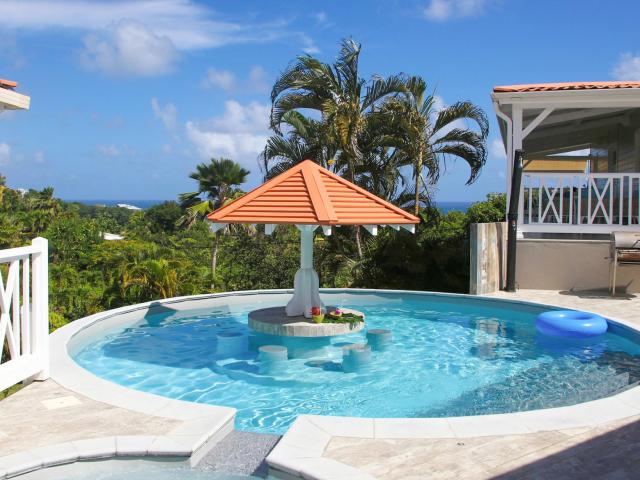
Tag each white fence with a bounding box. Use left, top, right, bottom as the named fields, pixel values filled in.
left=0, top=238, right=49, bottom=391
left=520, top=173, right=640, bottom=234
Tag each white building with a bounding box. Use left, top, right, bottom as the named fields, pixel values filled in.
left=475, top=81, right=640, bottom=293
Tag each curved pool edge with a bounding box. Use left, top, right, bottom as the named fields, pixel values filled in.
left=49, top=288, right=640, bottom=480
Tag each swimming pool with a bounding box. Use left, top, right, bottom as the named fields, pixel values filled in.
left=72, top=291, right=640, bottom=435
left=18, top=458, right=258, bottom=479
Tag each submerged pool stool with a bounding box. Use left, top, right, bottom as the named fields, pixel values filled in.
left=215, top=332, right=247, bottom=356
left=258, top=345, right=288, bottom=362
left=536, top=310, right=608, bottom=338
left=342, top=343, right=372, bottom=372
left=366, top=329, right=392, bottom=351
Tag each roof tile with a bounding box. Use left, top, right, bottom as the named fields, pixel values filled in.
left=493, top=81, right=640, bottom=93
left=207, top=160, right=419, bottom=226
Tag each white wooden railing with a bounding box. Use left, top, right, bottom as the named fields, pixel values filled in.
left=520, top=173, right=640, bottom=234
left=0, top=238, right=49, bottom=391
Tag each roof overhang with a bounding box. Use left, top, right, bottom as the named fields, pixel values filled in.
left=0, top=88, right=30, bottom=110
left=492, top=82, right=640, bottom=159
left=492, top=86, right=640, bottom=109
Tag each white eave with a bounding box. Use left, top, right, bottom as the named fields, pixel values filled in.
left=0, top=88, right=30, bottom=110
left=492, top=87, right=640, bottom=109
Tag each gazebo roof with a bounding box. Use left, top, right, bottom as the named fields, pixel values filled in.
left=207, top=159, right=419, bottom=226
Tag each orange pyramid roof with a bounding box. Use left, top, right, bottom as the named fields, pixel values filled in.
left=207, top=160, right=419, bottom=226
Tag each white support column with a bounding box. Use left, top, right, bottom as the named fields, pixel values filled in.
left=512, top=105, right=525, bottom=236
left=285, top=225, right=323, bottom=318
left=264, top=224, right=275, bottom=235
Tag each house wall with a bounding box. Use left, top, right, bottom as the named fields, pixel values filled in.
left=515, top=238, right=640, bottom=293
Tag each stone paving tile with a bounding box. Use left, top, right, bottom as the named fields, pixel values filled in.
left=0, top=380, right=178, bottom=456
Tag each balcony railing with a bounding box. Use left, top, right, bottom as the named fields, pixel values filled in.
left=520, top=173, right=640, bottom=233
left=0, top=238, right=49, bottom=391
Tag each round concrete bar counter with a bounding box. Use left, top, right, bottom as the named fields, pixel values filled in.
left=248, top=306, right=365, bottom=337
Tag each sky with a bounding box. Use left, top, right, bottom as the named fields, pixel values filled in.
left=1, top=0, right=640, bottom=202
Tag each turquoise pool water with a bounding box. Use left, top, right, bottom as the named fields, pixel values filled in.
left=73, top=292, right=640, bottom=434
left=18, top=458, right=256, bottom=479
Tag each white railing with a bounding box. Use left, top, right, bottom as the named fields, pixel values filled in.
left=520, top=173, right=640, bottom=234
left=0, top=238, right=49, bottom=391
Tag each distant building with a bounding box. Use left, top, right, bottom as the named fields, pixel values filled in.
left=103, top=232, right=124, bottom=241
left=116, top=203, right=142, bottom=211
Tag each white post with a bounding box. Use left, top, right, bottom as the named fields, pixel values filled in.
left=300, top=228, right=313, bottom=269
left=31, top=237, right=49, bottom=380
left=512, top=105, right=524, bottom=237
left=285, top=225, right=323, bottom=318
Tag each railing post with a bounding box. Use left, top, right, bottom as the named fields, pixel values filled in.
left=31, top=237, right=49, bottom=380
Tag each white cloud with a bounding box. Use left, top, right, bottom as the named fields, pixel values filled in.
left=1, top=1, right=314, bottom=76
left=423, top=0, right=489, bottom=21
left=0, top=143, right=10, bottom=166
left=247, top=66, right=269, bottom=91
left=185, top=100, right=270, bottom=165
left=202, top=68, right=236, bottom=91
left=300, top=34, right=320, bottom=54
left=33, top=151, right=45, bottom=163
left=489, top=139, right=506, bottom=160
left=151, top=98, right=178, bottom=131
left=81, top=21, right=178, bottom=77
left=612, top=52, right=640, bottom=80
left=97, top=144, right=121, bottom=157
left=202, top=66, right=269, bottom=92
left=1, top=0, right=269, bottom=50
left=314, top=12, right=328, bottom=26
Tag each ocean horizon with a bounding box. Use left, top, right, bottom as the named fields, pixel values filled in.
left=65, top=198, right=475, bottom=212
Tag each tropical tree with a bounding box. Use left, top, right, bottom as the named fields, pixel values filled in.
left=260, top=111, right=336, bottom=179
left=178, top=158, right=249, bottom=284
left=384, top=77, right=489, bottom=215
left=269, top=39, right=411, bottom=256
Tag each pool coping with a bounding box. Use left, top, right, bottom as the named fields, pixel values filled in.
left=29, top=288, right=640, bottom=480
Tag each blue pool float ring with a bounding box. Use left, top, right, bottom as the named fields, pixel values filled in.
left=536, top=310, right=608, bottom=338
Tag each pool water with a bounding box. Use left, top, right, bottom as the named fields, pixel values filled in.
left=73, top=292, right=640, bottom=434
left=18, top=458, right=257, bottom=479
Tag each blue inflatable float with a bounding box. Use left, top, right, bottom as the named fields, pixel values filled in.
left=536, top=310, right=608, bottom=338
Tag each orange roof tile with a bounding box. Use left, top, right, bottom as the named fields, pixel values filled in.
left=0, top=79, right=18, bottom=89
left=493, top=81, right=640, bottom=93
left=207, top=159, right=419, bottom=226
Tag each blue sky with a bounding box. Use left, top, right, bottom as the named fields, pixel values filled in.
left=1, top=0, right=639, bottom=202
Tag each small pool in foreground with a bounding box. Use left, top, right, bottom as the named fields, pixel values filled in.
left=73, top=291, right=640, bottom=434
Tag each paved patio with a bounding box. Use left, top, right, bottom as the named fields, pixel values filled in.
left=317, top=289, right=640, bottom=480
left=0, top=380, right=179, bottom=456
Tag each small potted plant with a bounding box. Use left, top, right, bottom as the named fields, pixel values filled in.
left=311, top=306, right=324, bottom=323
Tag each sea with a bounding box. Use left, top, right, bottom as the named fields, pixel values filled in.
left=66, top=199, right=474, bottom=213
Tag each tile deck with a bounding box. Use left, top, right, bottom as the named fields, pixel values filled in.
left=0, top=380, right=179, bottom=456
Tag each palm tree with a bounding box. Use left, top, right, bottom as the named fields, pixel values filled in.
left=179, top=158, right=249, bottom=285
left=270, top=38, right=409, bottom=255
left=119, top=258, right=180, bottom=301
left=384, top=77, right=489, bottom=215
left=260, top=111, right=336, bottom=179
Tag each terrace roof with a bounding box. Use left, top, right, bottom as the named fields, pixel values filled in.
left=207, top=159, right=419, bottom=226
left=493, top=81, right=640, bottom=93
